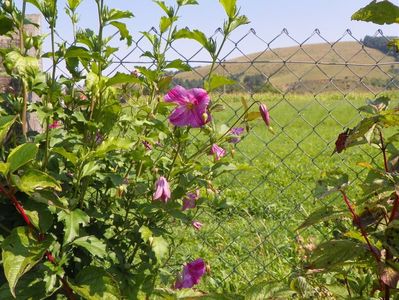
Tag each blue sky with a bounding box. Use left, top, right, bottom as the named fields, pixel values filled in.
left=23, top=0, right=399, bottom=70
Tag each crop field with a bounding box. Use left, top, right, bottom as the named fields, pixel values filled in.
left=165, top=91, right=394, bottom=293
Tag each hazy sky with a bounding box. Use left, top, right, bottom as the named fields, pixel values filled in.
left=22, top=0, right=399, bottom=69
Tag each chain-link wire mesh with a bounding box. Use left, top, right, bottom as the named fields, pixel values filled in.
left=47, top=27, right=399, bottom=292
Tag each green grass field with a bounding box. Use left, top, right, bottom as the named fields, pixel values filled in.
left=166, top=91, right=394, bottom=294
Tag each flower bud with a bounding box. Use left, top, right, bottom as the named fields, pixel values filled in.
left=202, top=112, right=209, bottom=124
left=259, top=103, right=271, bottom=127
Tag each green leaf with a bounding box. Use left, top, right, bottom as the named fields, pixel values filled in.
left=219, top=0, right=237, bottom=18
left=109, top=21, right=132, bottom=46
left=309, top=240, right=370, bottom=270
left=352, top=0, right=399, bottom=25
left=7, top=143, right=38, bottom=173
left=69, top=267, right=121, bottom=300
left=139, top=225, right=153, bottom=242
left=229, top=15, right=250, bottom=32
left=80, top=161, right=101, bottom=179
left=245, top=111, right=261, bottom=121
left=160, top=16, right=173, bottom=33
left=154, top=1, right=174, bottom=17
left=23, top=201, right=54, bottom=232
left=173, top=29, right=215, bottom=54
left=12, top=169, right=61, bottom=194
left=67, top=0, right=82, bottom=10
left=165, top=59, right=191, bottom=72
left=151, top=236, right=168, bottom=262
left=52, top=147, right=78, bottom=166
left=2, top=227, right=53, bottom=297
left=64, top=46, right=91, bottom=59
left=104, top=8, right=134, bottom=22
left=297, top=206, right=347, bottom=230
left=106, top=72, right=141, bottom=87
left=72, top=236, right=107, bottom=258
left=3, top=51, right=40, bottom=76
left=0, top=16, right=14, bottom=35
left=177, top=0, right=198, bottom=5
left=204, top=75, right=236, bottom=92
left=314, top=172, right=349, bottom=199
left=0, top=115, right=17, bottom=146
left=88, top=137, right=132, bottom=159
left=58, top=209, right=89, bottom=244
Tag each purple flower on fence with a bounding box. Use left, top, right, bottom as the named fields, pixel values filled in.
left=229, top=127, right=245, bottom=144
left=211, top=144, right=226, bottom=161
left=182, top=190, right=200, bottom=211
left=153, top=176, right=171, bottom=203
left=164, top=86, right=211, bottom=128
left=192, top=221, right=203, bottom=230
left=259, top=104, right=271, bottom=127
left=174, top=258, right=206, bottom=289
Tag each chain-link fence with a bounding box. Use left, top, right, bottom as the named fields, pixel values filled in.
left=49, top=27, right=399, bottom=293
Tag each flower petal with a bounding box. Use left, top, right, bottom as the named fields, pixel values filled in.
left=164, top=86, right=189, bottom=105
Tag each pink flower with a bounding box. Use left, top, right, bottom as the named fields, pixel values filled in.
left=182, top=190, right=199, bottom=211
left=211, top=144, right=226, bottom=161
left=142, top=141, right=152, bottom=151
left=174, top=258, right=206, bottom=289
left=192, top=221, right=203, bottom=230
left=164, top=86, right=211, bottom=128
left=49, top=120, right=61, bottom=129
left=259, top=104, right=271, bottom=127
left=153, top=176, right=171, bottom=203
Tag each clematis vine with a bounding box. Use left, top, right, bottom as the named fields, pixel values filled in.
left=182, top=190, right=200, bottom=211
left=211, top=144, right=226, bottom=161
left=164, top=86, right=211, bottom=128
left=174, top=258, right=206, bottom=289
left=153, top=176, right=171, bottom=203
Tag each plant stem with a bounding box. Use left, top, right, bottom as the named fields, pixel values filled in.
left=379, top=129, right=389, bottom=173
left=340, top=190, right=380, bottom=262
left=19, top=0, right=28, bottom=139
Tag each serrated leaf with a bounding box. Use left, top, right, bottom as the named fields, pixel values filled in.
left=88, top=138, right=131, bottom=159
left=72, top=236, right=107, bottom=258
left=12, top=169, right=61, bottom=194
left=7, top=143, right=38, bottom=173
left=352, top=0, right=399, bottom=25
left=2, top=227, right=53, bottom=297
left=177, top=0, right=198, bottom=5
left=0, top=16, right=14, bottom=35
left=69, top=267, right=120, bottom=300
left=58, top=209, right=89, bottom=244
left=23, top=201, right=54, bottom=232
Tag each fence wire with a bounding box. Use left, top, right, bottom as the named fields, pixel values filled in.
left=48, top=27, right=399, bottom=292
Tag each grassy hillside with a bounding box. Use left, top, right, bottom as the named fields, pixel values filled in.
left=176, top=41, right=398, bottom=93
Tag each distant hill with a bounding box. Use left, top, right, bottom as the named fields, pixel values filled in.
left=175, top=41, right=399, bottom=93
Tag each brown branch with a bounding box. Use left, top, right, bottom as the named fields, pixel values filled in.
left=389, top=193, right=399, bottom=223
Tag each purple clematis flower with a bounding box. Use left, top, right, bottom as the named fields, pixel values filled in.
left=174, top=258, right=206, bottom=289
left=182, top=190, right=200, bottom=211
left=211, top=144, right=226, bottom=161
left=164, top=86, right=211, bottom=128
left=153, top=176, right=171, bottom=203
left=259, top=104, right=271, bottom=127
left=192, top=221, right=203, bottom=230
left=229, top=127, right=245, bottom=144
